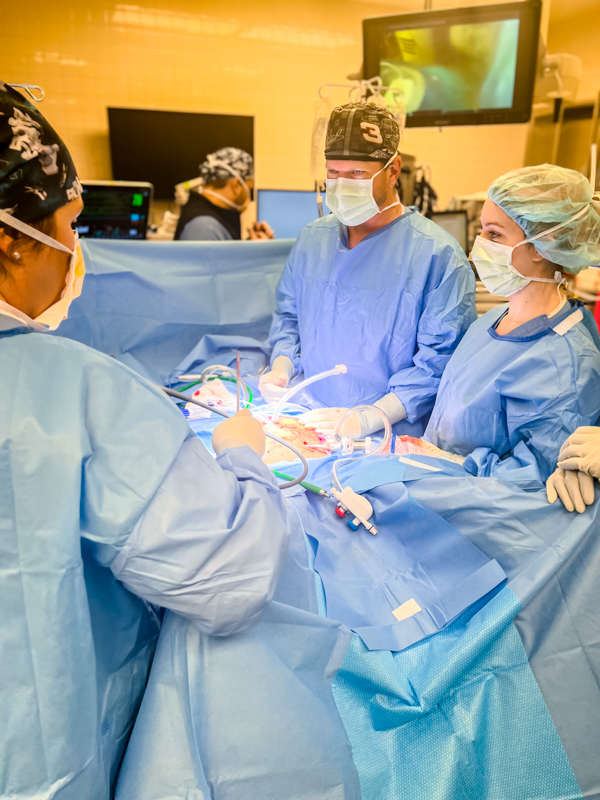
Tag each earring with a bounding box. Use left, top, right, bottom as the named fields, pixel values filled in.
left=13, top=251, right=21, bottom=260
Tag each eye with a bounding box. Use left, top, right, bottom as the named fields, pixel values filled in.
left=484, top=228, right=502, bottom=239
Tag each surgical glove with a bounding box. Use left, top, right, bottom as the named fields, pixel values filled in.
left=301, top=394, right=406, bottom=438
left=557, top=426, right=600, bottom=479
left=212, top=409, right=266, bottom=456
left=546, top=467, right=596, bottom=513
left=300, top=407, right=355, bottom=436
left=258, top=356, right=294, bottom=403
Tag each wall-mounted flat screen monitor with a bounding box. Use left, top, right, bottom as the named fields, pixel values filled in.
left=108, top=108, right=254, bottom=200
left=76, top=181, right=152, bottom=239
left=363, top=0, right=541, bottom=128
left=257, top=190, right=331, bottom=240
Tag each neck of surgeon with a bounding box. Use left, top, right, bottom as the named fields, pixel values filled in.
left=507, top=269, right=565, bottom=322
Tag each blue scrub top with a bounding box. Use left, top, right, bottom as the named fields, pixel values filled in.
left=0, top=313, right=289, bottom=799
left=425, top=300, right=600, bottom=481
left=269, top=212, right=477, bottom=428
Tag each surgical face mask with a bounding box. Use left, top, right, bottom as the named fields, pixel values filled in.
left=0, top=209, right=85, bottom=330
left=325, top=153, right=400, bottom=227
left=470, top=236, right=563, bottom=297
left=202, top=160, right=251, bottom=212
left=470, top=204, right=590, bottom=297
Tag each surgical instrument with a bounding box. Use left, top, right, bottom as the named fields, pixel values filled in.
left=162, top=387, right=309, bottom=490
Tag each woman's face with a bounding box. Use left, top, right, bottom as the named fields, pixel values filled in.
left=0, top=197, right=83, bottom=318
left=479, top=199, right=548, bottom=278
left=54, top=197, right=83, bottom=251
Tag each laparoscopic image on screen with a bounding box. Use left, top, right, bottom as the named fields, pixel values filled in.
left=380, top=19, right=519, bottom=115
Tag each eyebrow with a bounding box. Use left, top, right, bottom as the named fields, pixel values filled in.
left=484, top=220, right=506, bottom=228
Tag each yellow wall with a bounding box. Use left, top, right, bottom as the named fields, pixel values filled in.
left=2, top=0, right=591, bottom=214
left=1, top=0, right=400, bottom=197
left=547, top=2, right=600, bottom=103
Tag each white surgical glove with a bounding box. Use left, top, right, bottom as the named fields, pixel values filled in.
left=301, top=393, right=406, bottom=438
left=300, top=407, right=355, bottom=436
left=258, top=356, right=294, bottom=403
left=212, top=409, right=266, bottom=456
left=557, top=426, right=600, bottom=479
left=546, top=467, right=596, bottom=513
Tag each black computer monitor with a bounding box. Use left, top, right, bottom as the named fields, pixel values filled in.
left=257, top=190, right=331, bottom=240
left=76, top=181, right=152, bottom=240
left=108, top=108, right=254, bottom=200
left=363, top=0, right=541, bottom=128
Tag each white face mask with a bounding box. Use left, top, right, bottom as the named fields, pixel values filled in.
left=470, top=236, right=562, bottom=297
left=470, top=204, right=590, bottom=297
left=0, top=209, right=85, bottom=330
left=325, top=153, right=401, bottom=227
left=201, top=160, right=251, bottom=212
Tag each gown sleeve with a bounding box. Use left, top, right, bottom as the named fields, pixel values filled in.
left=387, top=244, right=477, bottom=422
left=268, top=243, right=302, bottom=376
left=79, top=354, right=290, bottom=635
left=110, top=437, right=290, bottom=635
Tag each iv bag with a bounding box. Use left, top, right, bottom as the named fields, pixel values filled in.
left=311, top=95, right=333, bottom=182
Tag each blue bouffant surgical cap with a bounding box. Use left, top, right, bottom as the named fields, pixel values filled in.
left=487, top=164, right=600, bottom=273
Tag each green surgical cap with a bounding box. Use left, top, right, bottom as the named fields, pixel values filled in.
left=487, top=164, right=600, bottom=273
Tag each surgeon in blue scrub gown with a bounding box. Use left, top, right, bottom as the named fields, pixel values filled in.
left=0, top=83, right=289, bottom=800
left=424, top=164, right=600, bottom=482
left=259, top=102, right=477, bottom=438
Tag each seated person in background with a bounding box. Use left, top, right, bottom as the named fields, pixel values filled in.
left=260, top=102, right=477, bottom=437
left=422, top=165, right=600, bottom=482
left=174, top=147, right=274, bottom=242
left=547, top=425, right=600, bottom=512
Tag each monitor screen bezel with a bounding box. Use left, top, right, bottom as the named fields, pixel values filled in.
left=363, top=0, right=542, bottom=129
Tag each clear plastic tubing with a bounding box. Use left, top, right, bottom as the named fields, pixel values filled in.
left=270, top=364, right=347, bottom=423
left=330, top=405, right=392, bottom=492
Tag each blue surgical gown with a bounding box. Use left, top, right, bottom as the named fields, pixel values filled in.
left=0, top=314, right=289, bottom=800
left=424, top=300, right=600, bottom=481
left=269, top=212, right=477, bottom=429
